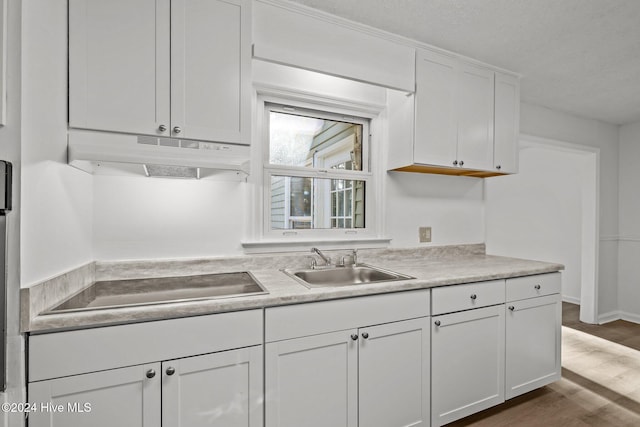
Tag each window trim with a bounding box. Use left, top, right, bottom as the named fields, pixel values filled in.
left=253, top=93, right=383, bottom=242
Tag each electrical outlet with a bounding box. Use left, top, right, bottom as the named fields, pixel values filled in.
left=419, top=226, right=432, bottom=243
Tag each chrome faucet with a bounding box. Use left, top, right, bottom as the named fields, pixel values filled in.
left=310, top=247, right=332, bottom=268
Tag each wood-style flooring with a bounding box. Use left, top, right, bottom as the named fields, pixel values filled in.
left=447, top=302, right=640, bottom=426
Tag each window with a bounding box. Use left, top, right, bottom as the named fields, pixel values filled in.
left=263, top=103, right=373, bottom=238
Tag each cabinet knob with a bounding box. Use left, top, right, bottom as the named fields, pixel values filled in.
left=453, top=160, right=458, bottom=166
left=146, top=369, right=156, bottom=379
left=496, top=165, right=502, bottom=170
left=434, top=320, right=441, bottom=327
left=362, top=332, right=369, bottom=339
left=534, top=284, right=541, bottom=290
left=173, top=126, right=182, bottom=134
left=350, top=334, right=359, bottom=341
left=166, top=367, right=176, bottom=376
left=470, top=294, right=477, bottom=300
left=459, top=160, right=464, bottom=166
left=158, top=124, right=167, bottom=132
left=508, top=306, right=515, bottom=311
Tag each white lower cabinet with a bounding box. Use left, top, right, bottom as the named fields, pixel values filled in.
left=264, top=290, right=431, bottom=427
left=29, top=363, right=161, bottom=427
left=163, top=347, right=263, bottom=427
left=358, top=318, right=430, bottom=427
left=28, top=310, right=263, bottom=427
left=505, top=275, right=562, bottom=399
left=30, top=346, right=262, bottom=427
left=431, top=305, right=505, bottom=426
left=265, top=330, right=358, bottom=427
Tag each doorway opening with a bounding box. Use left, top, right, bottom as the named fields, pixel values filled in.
left=485, top=134, right=599, bottom=323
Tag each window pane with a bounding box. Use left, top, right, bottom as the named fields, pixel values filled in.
left=269, top=109, right=363, bottom=170
left=271, top=176, right=365, bottom=230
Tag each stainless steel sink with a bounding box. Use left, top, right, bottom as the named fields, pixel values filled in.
left=283, top=264, right=413, bottom=288
left=43, top=272, right=267, bottom=314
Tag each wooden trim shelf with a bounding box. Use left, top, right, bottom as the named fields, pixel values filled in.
left=390, top=164, right=507, bottom=178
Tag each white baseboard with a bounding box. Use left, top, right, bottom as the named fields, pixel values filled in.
left=620, top=311, right=640, bottom=325
left=562, top=295, right=581, bottom=305
left=598, top=311, right=621, bottom=324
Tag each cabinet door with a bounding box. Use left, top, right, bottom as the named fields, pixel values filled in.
left=456, top=63, right=495, bottom=171
left=431, top=305, right=505, bottom=427
left=414, top=49, right=458, bottom=168
left=29, top=363, right=161, bottom=427
left=506, top=294, right=561, bottom=399
left=359, top=318, right=430, bottom=427
left=69, top=0, right=170, bottom=135
left=265, top=330, right=358, bottom=427
left=494, top=72, right=520, bottom=174
left=162, top=345, right=263, bottom=427
left=171, top=0, right=251, bottom=144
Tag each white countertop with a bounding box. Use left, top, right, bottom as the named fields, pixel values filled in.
left=24, top=248, right=563, bottom=333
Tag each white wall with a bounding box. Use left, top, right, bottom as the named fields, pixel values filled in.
left=485, top=141, right=595, bottom=304
left=93, top=176, right=247, bottom=260
left=20, top=0, right=93, bottom=287
left=387, top=172, right=484, bottom=247
left=618, top=120, right=640, bottom=323
left=515, top=103, right=620, bottom=319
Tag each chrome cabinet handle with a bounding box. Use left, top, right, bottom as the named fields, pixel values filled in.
left=508, top=306, right=515, bottom=311
left=362, top=332, right=369, bottom=339
left=453, top=160, right=458, bottom=166
left=434, top=320, right=441, bottom=326
left=496, top=165, right=502, bottom=170
left=146, top=369, right=156, bottom=379
left=350, top=334, right=359, bottom=341
left=173, top=126, right=182, bottom=134
left=470, top=294, right=477, bottom=300
left=166, top=367, right=176, bottom=376
left=534, top=284, right=541, bottom=290
left=459, top=160, right=464, bottom=166
left=158, top=124, right=167, bottom=132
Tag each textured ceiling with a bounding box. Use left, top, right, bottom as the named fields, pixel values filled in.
left=288, top=0, right=640, bottom=125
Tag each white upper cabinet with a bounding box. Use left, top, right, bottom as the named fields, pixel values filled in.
left=457, top=63, right=495, bottom=171
left=388, top=48, right=520, bottom=177
left=69, top=0, right=250, bottom=145
left=494, top=72, right=520, bottom=173
left=69, top=0, right=170, bottom=136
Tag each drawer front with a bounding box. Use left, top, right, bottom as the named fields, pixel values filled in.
left=506, top=272, right=561, bottom=302
left=265, top=289, right=430, bottom=342
left=432, top=280, right=505, bottom=315
left=29, top=309, right=263, bottom=382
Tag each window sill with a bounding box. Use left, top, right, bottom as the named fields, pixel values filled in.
left=241, top=237, right=392, bottom=254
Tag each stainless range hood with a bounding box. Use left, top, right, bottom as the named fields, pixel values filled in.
left=68, top=130, right=250, bottom=179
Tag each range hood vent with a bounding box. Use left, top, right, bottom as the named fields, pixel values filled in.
left=68, top=130, right=250, bottom=180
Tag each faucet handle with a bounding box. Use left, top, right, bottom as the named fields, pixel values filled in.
left=310, top=258, right=317, bottom=270
left=352, top=249, right=358, bottom=266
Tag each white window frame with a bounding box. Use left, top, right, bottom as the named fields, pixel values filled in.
left=253, top=94, right=382, bottom=242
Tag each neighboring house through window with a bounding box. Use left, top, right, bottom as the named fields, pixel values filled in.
left=263, top=102, right=372, bottom=239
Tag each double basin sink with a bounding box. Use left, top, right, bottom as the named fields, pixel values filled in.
left=45, top=264, right=412, bottom=314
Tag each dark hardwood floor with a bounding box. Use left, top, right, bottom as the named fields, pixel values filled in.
left=446, top=302, right=640, bottom=426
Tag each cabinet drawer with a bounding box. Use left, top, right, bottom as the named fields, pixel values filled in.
left=432, top=280, right=505, bottom=315
left=265, top=290, right=430, bottom=342
left=506, top=272, right=561, bottom=302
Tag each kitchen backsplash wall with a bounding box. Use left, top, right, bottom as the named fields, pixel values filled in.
left=21, top=0, right=94, bottom=288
